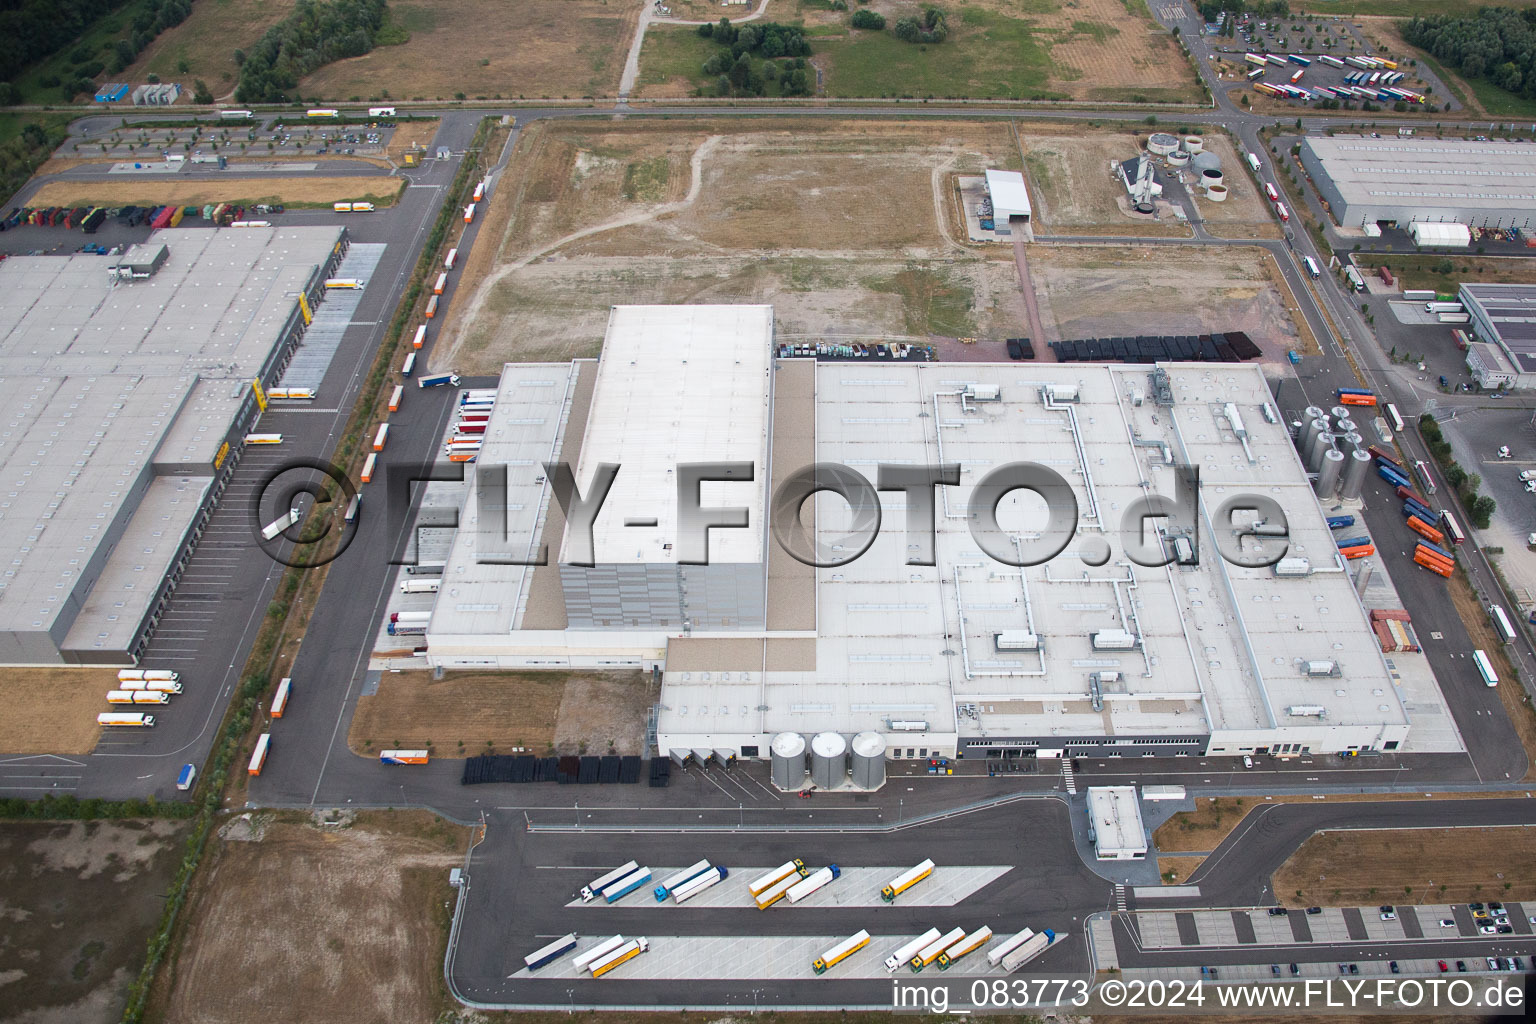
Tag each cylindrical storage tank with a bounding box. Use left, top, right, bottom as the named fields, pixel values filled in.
left=1342, top=430, right=1364, bottom=449
left=1190, top=152, right=1221, bottom=177
left=1304, top=405, right=1326, bottom=423
left=1354, top=558, right=1374, bottom=596
left=1300, top=417, right=1326, bottom=457
left=1205, top=183, right=1228, bottom=202
left=1330, top=405, right=1351, bottom=422
left=1147, top=132, right=1180, bottom=156
left=1307, top=430, right=1334, bottom=472
left=849, top=731, right=887, bottom=790
left=1340, top=448, right=1372, bottom=499
left=1201, top=168, right=1224, bottom=189
left=810, top=731, right=847, bottom=791
left=1184, top=135, right=1204, bottom=153
left=770, top=732, right=807, bottom=790
left=1167, top=149, right=1190, bottom=167
left=1316, top=447, right=1345, bottom=497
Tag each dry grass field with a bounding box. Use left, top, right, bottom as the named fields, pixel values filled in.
left=1029, top=245, right=1303, bottom=347
left=0, top=820, right=189, bottom=1024
left=0, top=668, right=122, bottom=753
left=120, top=0, right=298, bottom=102
left=1275, top=825, right=1536, bottom=905
left=1021, top=0, right=1196, bottom=101
left=156, top=811, right=462, bottom=1024
left=1021, top=129, right=1185, bottom=234
left=26, top=175, right=405, bottom=210
left=1187, top=133, right=1283, bottom=239
left=444, top=118, right=1026, bottom=370
left=300, top=0, right=641, bottom=101
left=348, top=669, right=654, bottom=757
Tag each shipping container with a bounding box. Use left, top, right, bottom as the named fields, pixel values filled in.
left=425, top=295, right=438, bottom=319
left=373, top=423, right=389, bottom=451
left=444, top=248, right=458, bottom=270
left=389, top=385, right=404, bottom=412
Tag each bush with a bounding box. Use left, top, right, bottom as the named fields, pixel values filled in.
left=851, top=9, right=885, bottom=28
left=893, top=7, right=947, bottom=43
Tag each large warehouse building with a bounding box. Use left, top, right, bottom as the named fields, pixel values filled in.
left=421, top=305, right=1430, bottom=767
left=0, top=225, right=345, bottom=664
left=1460, top=283, right=1536, bottom=390
left=1298, top=137, right=1536, bottom=232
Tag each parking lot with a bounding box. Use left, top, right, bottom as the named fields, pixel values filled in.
left=1133, top=902, right=1531, bottom=951
left=66, top=119, right=399, bottom=162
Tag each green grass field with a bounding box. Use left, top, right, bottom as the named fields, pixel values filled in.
left=1461, top=73, right=1536, bottom=119
left=823, top=7, right=1064, bottom=99
left=634, top=27, right=718, bottom=93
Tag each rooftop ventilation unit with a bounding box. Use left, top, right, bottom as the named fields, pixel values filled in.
left=964, top=383, right=1001, bottom=402
left=1285, top=705, right=1328, bottom=717
left=889, top=720, right=929, bottom=732
left=994, top=631, right=1040, bottom=651
left=1303, top=660, right=1341, bottom=677
left=1090, top=629, right=1139, bottom=651
left=1272, top=557, right=1312, bottom=577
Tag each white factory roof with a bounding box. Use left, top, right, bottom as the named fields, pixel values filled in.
left=1300, top=137, right=1536, bottom=213
left=656, top=361, right=1407, bottom=743
left=0, top=225, right=341, bottom=655
left=559, top=305, right=772, bottom=566
left=1087, top=786, right=1148, bottom=859
left=985, top=169, right=1032, bottom=219
left=430, top=363, right=583, bottom=638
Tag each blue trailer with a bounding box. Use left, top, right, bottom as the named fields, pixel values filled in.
left=1326, top=515, right=1355, bottom=529
left=1335, top=536, right=1370, bottom=549
left=604, top=866, right=654, bottom=903
left=1378, top=464, right=1410, bottom=488
left=1417, top=539, right=1453, bottom=560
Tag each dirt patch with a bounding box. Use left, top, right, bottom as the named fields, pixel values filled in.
left=348, top=669, right=651, bottom=757
left=1029, top=244, right=1301, bottom=348
left=120, top=0, right=298, bottom=103
left=1275, top=825, right=1536, bottom=905
left=1188, top=132, right=1283, bottom=238
left=1154, top=792, right=1518, bottom=870
left=1024, top=0, right=1196, bottom=100
left=25, top=176, right=405, bottom=210
left=0, top=819, right=188, bottom=1024
left=0, top=668, right=120, bottom=754
left=385, top=120, right=439, bottom=165
left=1021, top=128, right=1184, bottom=234
left=1156, top=855, right=1208, bottom=885
left=551, top=672, right=658, bottom=756
left=155, top=812, right=462, bottom=1024
left=300, top=0, right=642, bottom=101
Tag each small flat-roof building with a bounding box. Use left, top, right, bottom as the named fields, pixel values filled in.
left=1461, top=283, right=1536, bottom=389
left=1087, top=786, right=1147, bottom=860
left=984, top=169, right=1033, bottom=239
left=1299, top=137, right=1536, bottom=232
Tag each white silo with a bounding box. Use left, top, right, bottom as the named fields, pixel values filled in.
left=810, top=731, right=848, bottom=790
left=850, top=731, right=887, bottom=790
left=770, top=732, right=807, bottom=790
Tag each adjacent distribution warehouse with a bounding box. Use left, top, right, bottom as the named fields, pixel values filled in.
left=0, top=226, right=346, bottom=663
left=416, top=305, right=1431, bottom=773
left=1460, top=283, right=1536, bottom=389
left=1297, top=137, right=1536, bottom=233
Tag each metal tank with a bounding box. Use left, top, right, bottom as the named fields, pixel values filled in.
left=1307, top=430, right=1334, bottom=472
left=1184, top=135, right=1205, bottom=154
left=849, top=731, right=887, bottom=790
left=1300, top=417, right=1326, bottom=457
left=1316, top=447, right=1346, bottom=497
left=1330, top=405, right=1351, bottom=423
left=1340, top=448, right=1372, bottom=500
left=770, top=732, right=807, bottom=790
left=1147, top=132, right=1180, bottom=156
left=1167, top=149, right=1190, bottom=167
left=1354, top=558, right=1375, bottom=596
left=1304, top=405, right=1326, bottom=423
left=810, top=731, right=848, bottom=791
left=1342, top=430, right=1364, bottom=450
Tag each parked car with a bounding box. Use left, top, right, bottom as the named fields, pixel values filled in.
left=1479, top=924, right=1498, bottom=934
left=1440, top=918, right=1457, bottom=928
left=1488, top=957, right=1500, bottom=971
left=1488, top=901, right=1503, bottom=911
left=1290, top=963, right=1300, bottom=976
left=1437, top=960, right=1449, bottom=972
left=1389, top=961, right=1400, bottom=974
left=1469, top=902, right=1485, bottom=911
left=1243, top=755, right=1254, bottom=768
left=1306, top=907, right=1323, bottom=915
left=1456, top=960, right=1467, bottom=972
left=1271, top=964, right=1281, bottom=976
left=1268, top=907, right=1288, bottom=916
left=1379, top=906, right=1396, bottom=921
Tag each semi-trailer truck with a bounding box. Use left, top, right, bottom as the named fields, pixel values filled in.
left=986, top=928, right=1034, bottom=967
left=784, top=864, right=840, bottom=904
left=671, top=865, right=728, bottom=904
left=419, top=373, right=461, bottom=388
left=654, top=860, right=713, bottom=900
left=999, top=929, right=1056, bottom=972
left=748, top=860, right=806, bottom=897
left=936, top=926, right=993, bottom=970
left=118, top=669, right=179, bottom=683
left=754, top=871, right=803, bottom=909
left=107, top=690, right=169, bottom=704
left=885, top=928, right=942, bottom=972
left=589, top=937, right=648, bottom=977
left=118, top=679, right=183, bottom=693
left=271, top=676, right=292, bottom=717
left=581, top=861, right=641, bottom=902
left=881, top=859, right=936, bottom=902
left=910, top=927, right=966, bottom=972
left=813, top=930, right=872, bottom=974
left=603, top=867, right=653, bottom=903
left=97, top=712, right=155, bottom=727
left=261, top=507, right=301, bottom=541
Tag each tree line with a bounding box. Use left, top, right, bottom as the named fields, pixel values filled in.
left=1196, top=0, right=1290, bottom=25
left=1402, top=7, right=1536, bottom=100
left=235, top=0, right=390, bottom=104
left=0, top=0, right=191, bottom=104
left=696, top=18, right=812, bottom=96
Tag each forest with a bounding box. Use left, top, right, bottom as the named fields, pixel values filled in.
left=1402, top=7, right=1536, bottom=100
left=235, top=0, right=392, bottom=104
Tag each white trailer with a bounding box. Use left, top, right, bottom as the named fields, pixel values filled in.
left=910, top=927, right=965, bottom=972
left=572, top=936, right=626, bottom=971
left=400, top=579, right=441, bottom=594
left=653, top=859, right=712, bottom=900
left=885, top=928, right=941, bottom=972
left=581, top=860, right=640, bottom=902
left=1000, top=930, right=1055, bottom=973
left=261, top=507, right=300, bottom=541
left=671, top=866, right=728, bottom=904
left=986, top=928, right=1035, bottom=967
left=748, top=860, right=805, bottom=896
left=97, top=712, right=155, bottom=727
left=784, top=865, right=840, bottom=904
